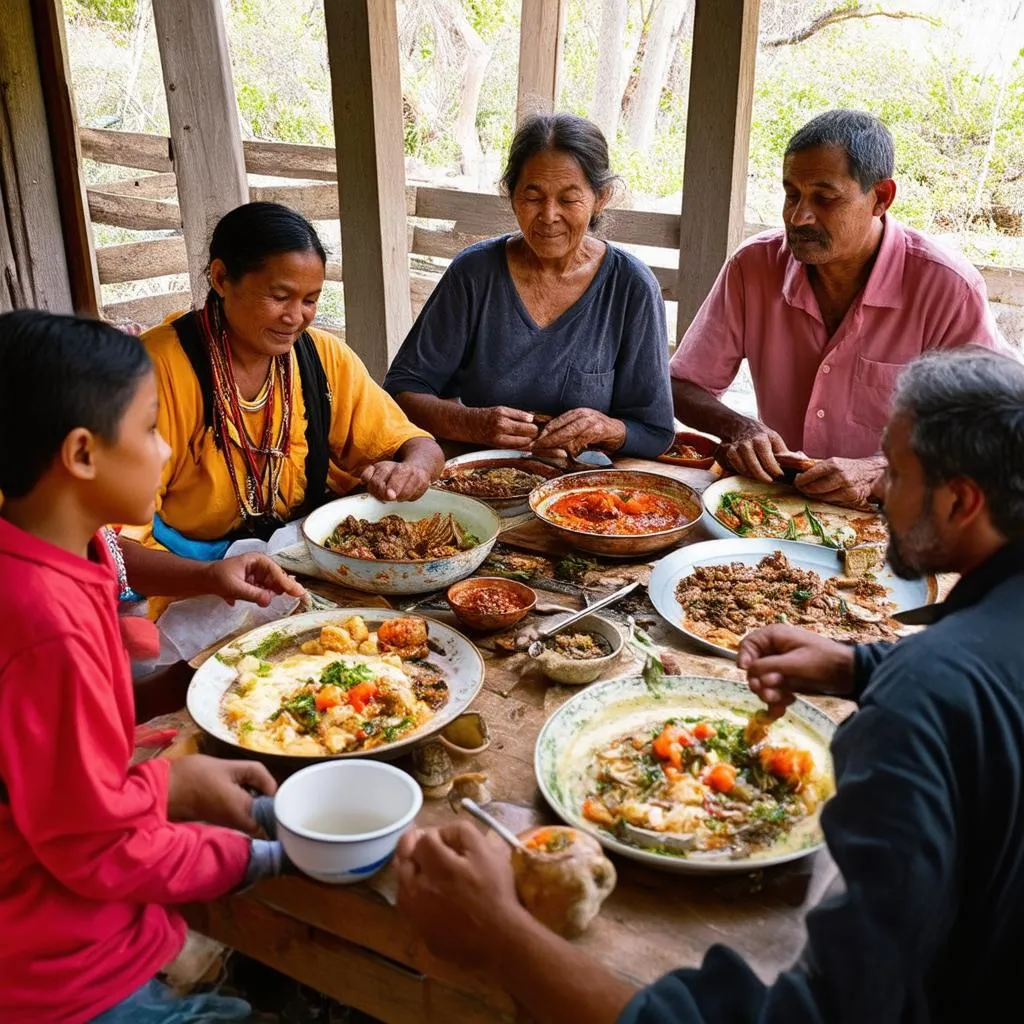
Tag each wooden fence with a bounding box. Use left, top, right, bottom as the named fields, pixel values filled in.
left=80, top=127, right=1024, bottom=334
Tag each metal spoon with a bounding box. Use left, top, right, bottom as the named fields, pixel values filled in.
left=459, top=798, right=528, bottom=852
left=526, top=580, right=639, bottom=657
left=620, top=822, right=696, bottom=854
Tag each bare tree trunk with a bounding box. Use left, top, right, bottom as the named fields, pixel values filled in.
left=589, top=0, right=628, bottom=140
left=118, top=0, right=153, bottom=128
left=626, top=0, right=687, bottom=151
left=443, top=1, right=492, bottom=180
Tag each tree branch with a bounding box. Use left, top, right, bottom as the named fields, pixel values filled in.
left=762, top=3, right=940, bottom=48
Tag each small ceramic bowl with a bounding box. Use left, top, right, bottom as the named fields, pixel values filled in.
left=657, top=430, right=718, bottom=470
left=274, top=760, right=422, bottom=884
left=530, top=613, right=624, bottom=685
left=446, top=576, right=537, bottom=632
left=438, top=711, right=491, bottom=756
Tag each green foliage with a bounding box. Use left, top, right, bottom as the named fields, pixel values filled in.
left=66, top=0, right=136, bottom=33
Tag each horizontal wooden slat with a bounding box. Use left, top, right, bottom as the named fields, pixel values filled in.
left=249, top=182, right=340, bottom=220
left=102, top=289, right=191, bottom=326
left=605, top=207, right=680, bottom=248
left=415, top=186, right=516, bottom=235
left=243, top=139, right=337, bottom=180
left=96, top=236, right=186, bottom=283
left=88, top=189, right=182, bottom=230
left=79, top=126, right=173, bottom=173
left=95, top=172, right=178, bottom=200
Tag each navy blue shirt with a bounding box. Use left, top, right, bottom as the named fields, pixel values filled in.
left=620, top=540, right=1024, bottom=1024
left=383, top=236, right=675, bottom=458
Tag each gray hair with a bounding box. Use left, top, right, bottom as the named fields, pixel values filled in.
left=785, top=109, right=895, bottom=192
left=891, top=348, right=1024, bottom=539
left=501, top=113, right=619, bottom=230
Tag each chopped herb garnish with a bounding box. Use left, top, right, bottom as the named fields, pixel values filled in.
left=246, top=630, right=290, bottom=661
left=273, top=690, right=319, bottom=732
left=320, top=661, right=375, bottom=689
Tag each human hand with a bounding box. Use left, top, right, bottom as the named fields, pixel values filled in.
left=394, top=822, right=533, bottom=970
left=203, top=554, right=305, bottom=607
left=533, top=408, right=626, bottom=457
left=794, top=456, right=886, bottom=509
left=737, top=625, right=856, bottom=716
left=361, top=459, right=432, bottom=501
left=167, top=754, right=277, bottom=834
left=470, top=406, right=540, bottom=450
left=718, top=420, right=787, bottom=482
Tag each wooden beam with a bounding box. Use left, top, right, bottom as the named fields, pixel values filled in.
left=516, top=0, right=566, bottom=123
left=243, top=139, right=338, bottom=181
left=151, top=0, right=248, bottom=306
left=675, top=0, right=760, bottom=339
left=96, top=236, right=187, bottom=284
left=324, top=0, right=412, bottom=381
left=102, top=289, right=191, bottom=327
left=78, top=126, right=174, bottom=173
left=29, top=0, right=101, bottom=316
left=0, top=0, right=75, bottom=312
left=98, top=172, right=178, bottom=200
left=87, top=189, right=183, bottom=231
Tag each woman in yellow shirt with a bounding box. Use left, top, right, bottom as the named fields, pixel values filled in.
left=121, top=202, right=443, bottom=567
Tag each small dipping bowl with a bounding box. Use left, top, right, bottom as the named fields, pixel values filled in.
left=274, top=760, right=422, bottom=884
left=530, top=613, right=625, bottom=685
left=656, top=430, right=718, bottom=470
left=446, top=576, right=537, bottom=632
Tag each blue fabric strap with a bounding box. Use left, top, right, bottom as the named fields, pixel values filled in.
left=152, top=514, right=233, bottom=562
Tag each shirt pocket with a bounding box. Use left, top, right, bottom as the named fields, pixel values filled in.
left=849, top=356, right=903, bottom=433
left=561, top=366, right=616, bottom=412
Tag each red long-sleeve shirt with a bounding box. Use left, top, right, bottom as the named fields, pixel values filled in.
left=0, top=519, right=251, bottom=1022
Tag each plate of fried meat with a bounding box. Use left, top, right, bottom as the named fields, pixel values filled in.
left=647, top=539, right=937, bottom=659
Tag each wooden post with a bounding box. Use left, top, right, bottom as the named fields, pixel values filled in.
left=516, top=0, right=566, bottom=124
left=30, top=0, right=101, bottom=317
left=675, top=0, right=760, bottom=340
left=151, top=0, right=248, bottom=308
left=0, top=0, right=75, bottom=313
left=324, top=0, right=412, bottom=381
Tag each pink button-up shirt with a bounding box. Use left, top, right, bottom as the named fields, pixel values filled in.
left=670, top=216, right=1005, bottom=458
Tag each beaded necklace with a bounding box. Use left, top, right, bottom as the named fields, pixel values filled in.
left=199, top=298, right=293, bottom=526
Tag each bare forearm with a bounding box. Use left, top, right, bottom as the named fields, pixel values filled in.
left=489, top=909, right=636, bottom=1024
left=671, top=378, right=757, bottom=442
left=119, top=538, right=216, bottom=598
left=396, top=436, right=445, bottom=479
left=395, top=392, right=481, bottom=445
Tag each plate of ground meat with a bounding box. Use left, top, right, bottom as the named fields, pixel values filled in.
left=648, top=539, right=937, bottom=659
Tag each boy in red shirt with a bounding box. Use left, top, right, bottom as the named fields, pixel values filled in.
left=0, top=311, right=288, bottom=1022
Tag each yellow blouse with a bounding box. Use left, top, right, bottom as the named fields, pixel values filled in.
left=121, top=317, right=431, bottom=548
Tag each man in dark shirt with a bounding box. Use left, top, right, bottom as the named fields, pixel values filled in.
left=392, top=347, right=1024, bottom=1023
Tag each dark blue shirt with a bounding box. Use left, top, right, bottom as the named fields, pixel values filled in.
left=620, top=540, right=1024, bottom=1024
left=382, top=236, right=675, bottom=458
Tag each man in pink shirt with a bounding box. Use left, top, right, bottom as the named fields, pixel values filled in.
left=670, top=109, right=1003, bottom=506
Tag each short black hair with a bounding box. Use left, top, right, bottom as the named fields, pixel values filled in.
left=501, top=113, right=619, bottom=229
left=891, top=348, right=1024, bottom=540
left=785, top=109, right=895, bottom=192
left=0, top=310, right=152, bottom=498
left=207, top=201, right=327, bottom=283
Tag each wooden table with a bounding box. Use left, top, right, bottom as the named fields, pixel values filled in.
left=170, top=458, right=871, bottom=1022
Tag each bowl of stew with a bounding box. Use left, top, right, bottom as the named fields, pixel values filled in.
left=446, top=576, right=537, bottom=631
left=528, top=470, right=702, bottom=558
left=656, top=430, right=718, bottom=470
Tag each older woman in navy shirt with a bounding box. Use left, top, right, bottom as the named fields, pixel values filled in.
left=383, top=113, right=674, bottom=460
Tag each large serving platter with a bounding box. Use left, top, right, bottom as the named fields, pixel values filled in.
left=187, top=609, right=484, bottom=762
left=647, top=538, right=936, bottom=659
left=535, top=674, right=836, bottom=875
left=701, top=475, right=889, bottom=550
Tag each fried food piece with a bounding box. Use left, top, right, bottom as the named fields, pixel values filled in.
left=377, top=616, right=429, bottom=659
left=320, top=624, right=357, bottom=654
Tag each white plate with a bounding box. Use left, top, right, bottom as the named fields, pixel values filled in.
left=187, top=609, right=485, bottom=762
left=535, top=674, right=836, bottom=875
left=700, top=475, right=889, bottom=549
left=648, top=538, right=935, bottom=659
